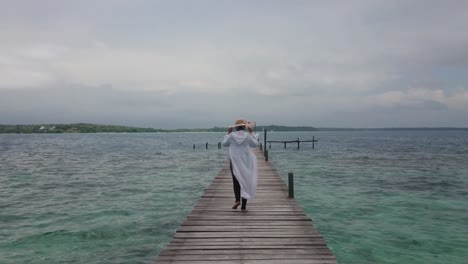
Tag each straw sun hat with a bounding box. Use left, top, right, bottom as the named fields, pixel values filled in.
left=229, top=119, right=255, bottom=128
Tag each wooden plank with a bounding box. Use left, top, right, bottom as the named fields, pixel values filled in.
left=185, top=217, right=312, bottom=221
left=154, top=148, right=336, bottom=264
left=182, top=221, right=316, bottom=226
left=159, top=249, right=333, bottom=256
left=178, top=226, right=314, bottom=232
left=187, top=212, right=308, bottom=217
left=168, top=241, right=328, bottom=247
left=156, top=260, right=337, bottom=264
left=169, top=237, right=324, bottom=242
left=174, top=233, right=323, bottom=239
left=157, top=254, right=335, bottom=261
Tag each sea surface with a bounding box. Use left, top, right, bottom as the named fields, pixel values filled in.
left=0, top=131, right=467, bottom=264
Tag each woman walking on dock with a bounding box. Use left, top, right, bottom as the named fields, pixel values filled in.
left=222, top=119, right=259, bottom=211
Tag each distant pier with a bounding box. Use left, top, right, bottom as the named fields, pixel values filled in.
left=155, top=148, right=336, bottom=264
left=267, top=136, right=318, bottom=149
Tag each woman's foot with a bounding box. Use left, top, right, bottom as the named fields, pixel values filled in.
left=241, top=198, right=247, bottom=211
left=232, top=201, right=241, bottom=209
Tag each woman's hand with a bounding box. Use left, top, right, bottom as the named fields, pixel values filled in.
left=248, top=127, right=253, bottom=133
left=228, top=127, right=233, bottom=134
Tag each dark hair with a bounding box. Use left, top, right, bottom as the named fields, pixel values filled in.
left=236, top=125, right=245, bottom=131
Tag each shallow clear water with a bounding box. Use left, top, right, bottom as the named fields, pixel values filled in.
left=267, top=131, right=468, bottom=264
left=0, top=131, right=467, bottom=263
left=0, top=133, right=226, bottom=264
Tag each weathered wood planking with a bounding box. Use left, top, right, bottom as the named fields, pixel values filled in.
left=155, top=148, right=336, bottom=264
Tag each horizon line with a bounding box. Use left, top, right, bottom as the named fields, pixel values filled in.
left=1, top=123, right=467, bottom=130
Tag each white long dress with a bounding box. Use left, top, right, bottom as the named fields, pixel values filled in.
left=222, top=130, right=259, bottom=200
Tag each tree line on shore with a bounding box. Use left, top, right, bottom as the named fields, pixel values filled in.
left=0, top=124, right=163, bottom=133
left=0, top=123, right=318, bottom=133
left=1, top=123, right=464, bottom=134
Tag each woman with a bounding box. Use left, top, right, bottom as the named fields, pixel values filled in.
left=222, top=119, right=259, bottom=211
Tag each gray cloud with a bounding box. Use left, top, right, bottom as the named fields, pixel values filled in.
left=0, top=0, right=467, bottom=127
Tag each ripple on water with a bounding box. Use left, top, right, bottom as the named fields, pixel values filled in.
left=1, top=131, right=468, bottom=264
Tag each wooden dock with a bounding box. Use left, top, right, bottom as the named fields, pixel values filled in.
left=155, top=148, right=337, bottom=264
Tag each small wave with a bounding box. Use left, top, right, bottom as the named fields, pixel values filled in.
left=455, top=149, right=468, bottom=154
left=12, top=228, right=130, bottom=245
left=9, top=182, right=31, bottom=188
left=0, top=214, right=29, bottom=223
left=358, top=155, right=370, bottom=160
left=118, top=188, right=147, bottom=194
left=0, top=201, right=22, bottom=209
left=398, top=178, right=459, bottom=192
left=38, top=183, right=59, bottom=190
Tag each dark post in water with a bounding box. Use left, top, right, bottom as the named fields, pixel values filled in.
left=288, top=172, right=294, bottom=198
left=263, top=129, right=267, bottom=157
left=265, top=150, right=269, bottom=162
left=206, top=142, right=208, bottom=149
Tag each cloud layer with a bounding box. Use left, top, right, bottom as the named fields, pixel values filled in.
left=1, top=0, right=467, bottom=128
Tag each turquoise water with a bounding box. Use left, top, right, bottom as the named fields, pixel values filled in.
left=1, top=131, right=467, bottom=263
left=268, top=131, right=468, bottom=264
left=0, top=133, right=226, bottom=264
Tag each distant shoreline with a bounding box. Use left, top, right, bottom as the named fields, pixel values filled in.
left=314, top=127, right=468, bottom=131
left=0, top=123, right=467, bottom=134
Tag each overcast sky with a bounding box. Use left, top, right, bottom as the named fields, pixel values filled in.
left=1, top=0, right=467, bottom=128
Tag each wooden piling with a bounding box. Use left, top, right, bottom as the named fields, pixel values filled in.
left=288, top=172, right=294, bottom=198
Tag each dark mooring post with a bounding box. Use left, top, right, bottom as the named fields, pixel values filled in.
left=218, top=142, right=221, bottom=149
left=263, top=129, right=267, bottom=157
left=265, top=150, right=269, bottom=162
left=288, top=172, right=294, bottom=198
left=259, top=143, right=263, bottom=151
left=269, top=142, right=271, bottom=149
left=297, top=138, right=300, bottom=149
left=205, top=142, right=208, bottom=149
left=284, top=142, right=287, bottom=148
left=312, top=136, right=315, bottom=149
left=193, top=144, right=195, bottom=149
